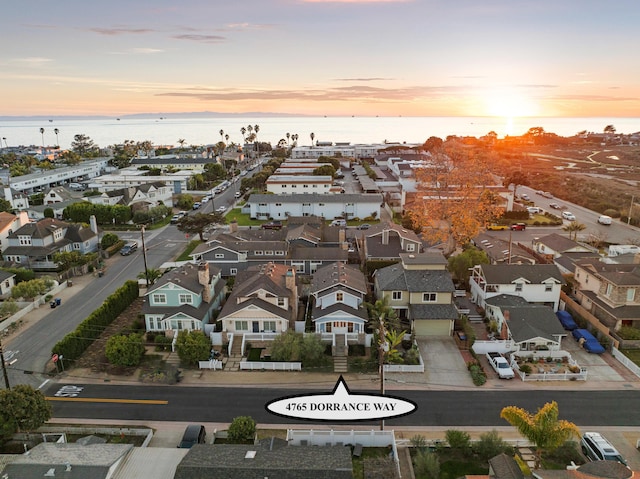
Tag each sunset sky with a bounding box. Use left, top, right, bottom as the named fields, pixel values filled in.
left=3, top=0, right=639, bottom=118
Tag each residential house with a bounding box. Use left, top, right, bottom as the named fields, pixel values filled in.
left=533, top=233, right=595, bottom=260
left=469, top=264, right=565, bottom=312
left=0, top=443, right=133, bottom=479
left=26, top=199, right=82, bottom=221
left=488, top=453, right=525, bottom=479
left=374, top=252, right=458, bottom=336
left=1, top=187, right=30, bottom=210
left=43, top=186, right=75, bottom=205
left=246, top=192, right=383, bottom=221
left=191, top=220, right=349, bottom=277
left=0, top=210, right=28, bottom=253
left=8, top=158, right=109, bottom=194
left=484, top=294, right=567, bottom=350
left=534, top=461, right=633, bottom=479
left=218, top=262, right=298, bottom=336
left=361, top=222, right=423, bottom=262
left=142, top=262, right=225, bottom=333
left=472, top=232, right=536, bottom=265
left=266, top=174, right=333, bottom=195
left=310, top=262, right=369, bottom=340
left=3, top=218, right=98, bottom=270
left=88, top=181, right=174, bottom=208
left=573, top=257, right=640, bottom=330
left=0, top=270, right=16, bottom=298
left=174, top=439, right=353, bottom=479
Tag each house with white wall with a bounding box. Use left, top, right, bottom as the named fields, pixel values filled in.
left=265, top=175, right=333, bottom=195
left=0, top=211, right=28, bottom=253
left=469, top=264, right=565, bottom=312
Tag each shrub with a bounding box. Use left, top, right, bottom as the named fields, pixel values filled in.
left=473, top=429, right=513, bottom=461
left=101, top=233, right=119, bottom=249
left=618, top=326, right=640, bottom=340
left=445, top=429, right=471, bottom=450
left=413, top=449, right=440, bottom=479
left=519, top=364, right=532, bottom=374
left=404, top=346, right=421, bottom=365
left=105, top=334, right=145, bottom=367
left=467, top=361, right=486, bottom=386
left=175, top=330, right=211, bottom=366
left=227, top=416, right=256, bottom=443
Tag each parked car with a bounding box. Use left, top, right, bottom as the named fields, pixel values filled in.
left=192, top=202, right=201, bottom=210
left=330, top=219, right=347, bottom=227
left=178, top=424, right=206, bottom=449
left=356, top=223, right=371, bottom=230
left=170, top=214, right=181, bottom=224
left=597, top=215, right=612, bottom=225
left=261, top=221, right=283, bottom=230
left=549, top=202, right=561, bottom=209
left=234, top=191, right=242, bottom=199
left=581, top=432, right=627, bottom=465
left=510, top=223, right=526, bottom=231
left=519, top=193, right=530, bottom=201
left=572, top=329, right=605, bottom=354
left=487, top=224, right=508, bottom=231
left=216, top=206, right=226, bottom=213
left=556, top=310, right=578, bottom=331
left=120, top=242, right=138, bottom=256
left=562, top=211, right=576, bottom=221
left=542, top=191, right=553, bottom=198
left=526, top=206, right=542, bottom=215
left=69, top=182, right=86, bottom=191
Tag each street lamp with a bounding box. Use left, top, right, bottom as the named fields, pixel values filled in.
left=140, top=225, right=149, bottom=288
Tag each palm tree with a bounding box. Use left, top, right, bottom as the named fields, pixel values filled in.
left=310, top=132, right=315, bottom=147
left=225, top=134, right=229, bottom=143
left=137, top=268, right=163, bottom=286
left=53, top=128, right=60, bottom=148
left=240, top=127, right=246, bottom=145
left=39, top=128, right=45, bottom=148
left=562, top=221, right=586, bottom=241
left=219, top=129, right=224, bottom=142
left=500, top=401, right=580, bottom=469
left=254, top=124, right=260, bottom=160
left=177, top=138, right=186, bottom=151
left=286, top=132, right=290, bottom=145
left=2, top=137, right=7, bottom=148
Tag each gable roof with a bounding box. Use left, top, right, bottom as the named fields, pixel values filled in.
left=311, top=262, right=367, bottom=296
left=174, top=440, right=353, bottom=479
left=0, top=211, right=18, bottom=231
left=500, top=304, right=566, bottom=342
left=375, top=264, right=455, bottom=293
left=479, top=264, right=565, bottom=285
left=488, top=453, right=524, bottom=479
left=147, top=262, right=218, bottom=296
left=536, top=233, right=592, bottom=253
left=9, top=217, right=69, bottom=239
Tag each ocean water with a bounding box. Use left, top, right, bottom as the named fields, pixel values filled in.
left=1, top=116, right=639, bottom=151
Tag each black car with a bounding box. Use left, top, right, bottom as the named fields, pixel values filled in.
left=178, top=424, right=206, bottom=448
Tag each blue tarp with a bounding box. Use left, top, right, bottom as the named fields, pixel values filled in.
left=556, top=310, right=578, bottom=330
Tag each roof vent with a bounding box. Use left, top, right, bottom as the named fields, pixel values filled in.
left=245, top=450, right=257, bottom=459
left=44, top=469, right=56, bottom=477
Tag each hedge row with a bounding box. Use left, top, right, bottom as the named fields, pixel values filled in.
left=52, top=280, right=139, bottom=363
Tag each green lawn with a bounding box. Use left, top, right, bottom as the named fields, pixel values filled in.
left=175, top=240, right=202, bottom=261
left=621, top=349, right=640, bottom=366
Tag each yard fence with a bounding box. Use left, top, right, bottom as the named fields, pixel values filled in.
left=198, top=359, right=223, bottom=370
left=239, top=361, right=301, bottom=371
left=612, top=347, right=640, bottom=379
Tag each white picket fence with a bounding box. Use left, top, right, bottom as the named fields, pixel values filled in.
left=198, top=359, right=223, bottom=370
left=239, top=361, right=301, bottom=371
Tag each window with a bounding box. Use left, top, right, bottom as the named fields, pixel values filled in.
left=234, top=321, right=248, bottom=331
left=275, top=250, right=285, bottom=256
left=422, top=293, right=436, bottom=302
left=264, top=321, right=276, bottom=332
left=230, top=268, right=238, bottom=275
left=336, top=292, right=343, bottom=301
left=152, top=294, right=166, bottom=304
left=392, top=291, right=402, bottom=300
left=215, top=253, right=224, bottom=259
left=278, top=297, right=286, bottom=307
left=255, top=251, right=263, bottom=256
left=155, top=318, right=163, bottom=330
left=406, top=243, right=416, bottom=252
left=606, top=284, right=613, bottom=296
left=545, top=284, right=553, bottom=292
left=627, top=288, right=636, bottom=302
left=265, top=251, right=274, bottom=255
left=179, top=294, right=193, bottom=304
left=515, top=283, right=523, bottom=292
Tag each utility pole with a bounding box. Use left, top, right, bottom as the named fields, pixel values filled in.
left=628, top=195, right=635, bottom=225
left=378, top=315, right=387, bottom=431
left=0, top=338, right=11, bottom=390
left=141, top=225, right=149, bottom=288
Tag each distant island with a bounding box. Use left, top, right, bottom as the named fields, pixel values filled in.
left=0, top=111, right=311, bottom=121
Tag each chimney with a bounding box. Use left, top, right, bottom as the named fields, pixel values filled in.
left=89, top=215, right=98, bottom=235
left=382, top=228, right=389, bottom=245
left=338, top=228, right=346, bottom=244
left=198, top=262, right=211, bottom=303
left=229, top=220, right=238, bottom=233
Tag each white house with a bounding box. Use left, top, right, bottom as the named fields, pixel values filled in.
left=0, top=211, right=28, bottom=253
left=265, top=175, right=333, bottom=195
left=247, top=193, right=383, bottom=221
left=469, top=264, right=565, bottom=312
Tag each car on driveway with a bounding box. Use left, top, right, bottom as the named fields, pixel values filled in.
left=178, top=424, right=206, bottom=449
left=562, top=211, right=576, bottom=221
left=510, top=223, right=526, bottom=231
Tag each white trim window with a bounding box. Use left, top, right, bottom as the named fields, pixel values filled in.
left=235, top=321, right=248, bottom=331
left=422, top=293, right=436, bottom=302
left=152, top=293, right=167, bottom=304
left=179, top=293, right=193, bottom=304
left=392, top=291, right=402, bottom=300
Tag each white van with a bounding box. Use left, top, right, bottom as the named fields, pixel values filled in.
left=597, top=215, right=612, bottom=225
left=331, top=219, right=347, bottom=227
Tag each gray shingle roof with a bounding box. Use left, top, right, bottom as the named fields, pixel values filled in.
left=174, top=440, right=353, bottom=479
left=502, top=305, right=566, bottom=343
left=376, top=265, right=455, bottom=293
left=409, top=303, right=459, bottom=320
left=479, top=264, right=564, bottom=285
left=311, top=262, right=367, bottom=296
left=489, top=453, right=525, bottom=479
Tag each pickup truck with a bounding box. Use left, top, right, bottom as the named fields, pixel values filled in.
left=486, top=352, right=515, bottom=379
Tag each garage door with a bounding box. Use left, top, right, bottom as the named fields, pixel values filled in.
left=413, top=320, right=452, bottom=337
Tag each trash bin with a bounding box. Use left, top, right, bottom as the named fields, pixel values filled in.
left=98, top=270, right=104, bottom=277
left=55, top=298, right=61, bottom=306
left=50, top=301, right=57, bottom=308
left=67, top=280, right=73, bottom=287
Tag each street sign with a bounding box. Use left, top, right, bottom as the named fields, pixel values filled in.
left=52, top=354, right=58, bottom=363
